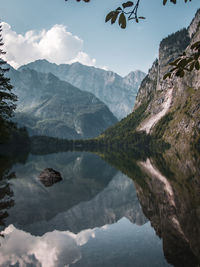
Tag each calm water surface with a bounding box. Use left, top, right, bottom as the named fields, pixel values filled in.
left=0, top=150, right=199, bottom=267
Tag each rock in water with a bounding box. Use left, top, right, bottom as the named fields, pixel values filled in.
left=39, top=168, right=62, bottom=187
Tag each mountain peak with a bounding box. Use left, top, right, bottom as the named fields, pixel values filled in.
left=123, top=70, right=146, bottom=89
left=124, top=70, right=146, bottom=78
left=17, top=60, right=146, bottom=119
left=188, top=8, right=200, bottom=38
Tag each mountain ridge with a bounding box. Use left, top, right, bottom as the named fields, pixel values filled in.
left=18, top=60, right=146, bottom=119
left=8, top=67, right=118, bottom=139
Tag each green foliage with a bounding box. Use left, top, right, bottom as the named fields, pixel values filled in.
left=102, top=100, right=149, bottom=141
left=0, top=24, right=17, bottom=137
left=160, top=28, right=190, bottom=51
left=70, top=100, right=170, bottom=152
left=153, top=112, right=174, bottom=139
left=30, top=135, right=74, bottom=154
left=0, top=124, right=30, bottom=157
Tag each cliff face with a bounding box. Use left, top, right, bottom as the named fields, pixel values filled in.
left=134, top=9, right=200, bottom=153
left=130, top=12, right=200, bottom=265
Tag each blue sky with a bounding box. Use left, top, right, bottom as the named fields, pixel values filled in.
left=1, top=0, right=199, bottom=76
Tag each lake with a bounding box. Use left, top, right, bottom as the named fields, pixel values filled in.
left=0, top=149, right=199, bottom=267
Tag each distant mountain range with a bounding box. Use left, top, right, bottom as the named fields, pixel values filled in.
left=8, top=67, right=117, bottom=139
left=19, top=60, right=146, bottom=119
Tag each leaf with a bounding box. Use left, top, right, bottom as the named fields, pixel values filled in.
left=186, top=57, right=194, bottom=64
left=163, top=73, right=171, bottom=80
left=189, top=61, right=195, bottom=71
left=194, top=53, right=199, bottom=60
left=163, top=0, right=167, bottom=5
left=169, top=58, right=181, bottom=66
left=122, top=1, right=134, bottom=8
left=177, top=58, right=187, bottom=68
left=191, top=41, right=200, bottom=50
left=118, top=13, right=126, bottom=29
left=111, top=11, right=119, bottom=24
left=169, top=67, right=177, bottom=73
left=105, top=11, right=115, bottom=22
left=116, top=7, right=122, bottom=11
left=176, top=69, right=184, bottom=77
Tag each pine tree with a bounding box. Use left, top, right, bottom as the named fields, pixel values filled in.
left=0, top=23, right=17, bottom=139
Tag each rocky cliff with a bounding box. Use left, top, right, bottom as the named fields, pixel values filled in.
left=19, top=61, right=146, bottom=119
left=134, top=9, right=200, bottom=154
left=129, top=11, right=200, bottom=265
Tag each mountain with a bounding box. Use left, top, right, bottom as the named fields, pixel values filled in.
left=134, top=9, right=200, bottom=152
left=18, top=61, right=146, bottom=119
left=8, top=68, right=117, bottom=139
left=100, top=9, right=200, bottom=153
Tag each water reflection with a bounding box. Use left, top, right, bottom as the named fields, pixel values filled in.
left=100, top=149, right=200, bottom=266
left=0, top=152, right=115, bottom=233
left=0, top=152, right=147, bottom=235
left=0, top=146, right=199, bottom=267
left=0, top=219, right=170, bottom=267
left=137, top=158, right=199, bottom=267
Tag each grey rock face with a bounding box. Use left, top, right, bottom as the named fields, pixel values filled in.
left=134, top=9, right=200, bottom=146
left=134, top=60, right=158, bottom=110
left=19, top=61, right=146, bottom=119
left=188, top=8, right=200, bottom=38
left=9, top=68, right=117, bottom=139
left=39, top=168, right=62, bottom=187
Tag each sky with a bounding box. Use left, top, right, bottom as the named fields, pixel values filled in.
left=1, top=0, right=199, bottom=76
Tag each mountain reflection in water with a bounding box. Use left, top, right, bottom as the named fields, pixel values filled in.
left=0, top=147, right=199, bottom=267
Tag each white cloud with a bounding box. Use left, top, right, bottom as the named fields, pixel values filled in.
left=70, top=51, right=96, bottom=66
left=2, top=23, right=96, bottom=69
left=101, top=65, right=109, bottom=71
left=0, top=224, right=98, bottom=267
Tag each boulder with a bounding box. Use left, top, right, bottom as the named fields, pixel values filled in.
left=39, top=168, right=62, bottom=187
